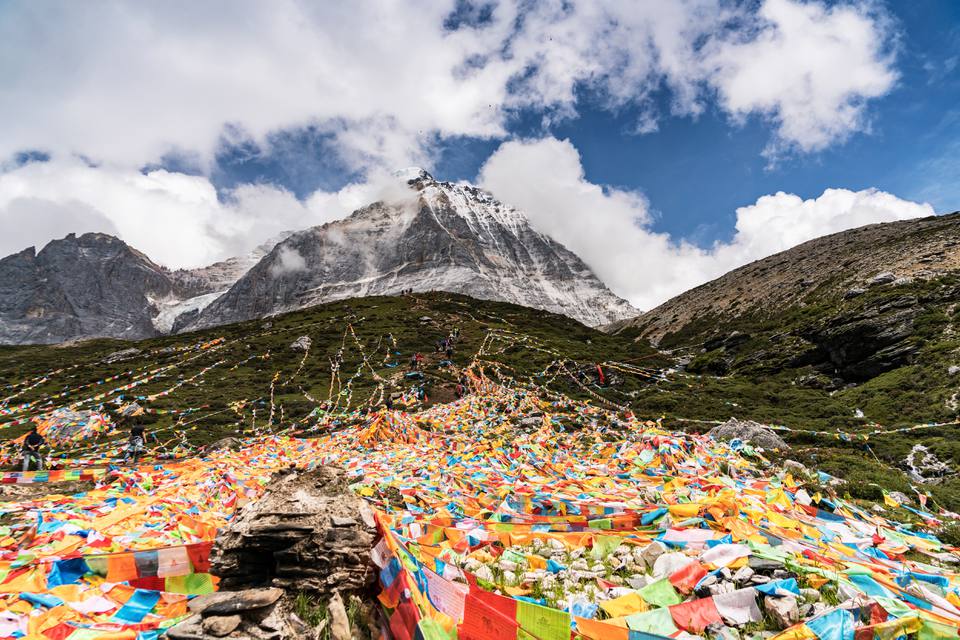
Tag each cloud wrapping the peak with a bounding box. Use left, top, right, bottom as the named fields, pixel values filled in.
left=269, top=246, right=307, bottom=278
left=479, top=137, right=933, bottom=310
left=0, top=160, right=372, bottom=269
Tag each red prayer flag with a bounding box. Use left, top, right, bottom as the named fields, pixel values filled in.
left=669, top=596, right=723, bottom=633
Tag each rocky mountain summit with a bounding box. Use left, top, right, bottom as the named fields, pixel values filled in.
left=0, top=232, right=293, bottom=344
left=184, top=169, right=635, bottom=331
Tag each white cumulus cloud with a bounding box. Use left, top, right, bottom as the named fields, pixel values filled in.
left=479, top=137, right=932, bottom=310
left=704, top=0, right=897, bottom=157
left=0, top=0, right=897, bottom=170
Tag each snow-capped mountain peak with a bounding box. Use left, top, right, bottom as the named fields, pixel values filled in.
left=187, top=175, right=637, bottom=330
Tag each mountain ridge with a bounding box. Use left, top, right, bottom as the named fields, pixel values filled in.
left=0, top=171, right=635, bottom=344
left=612, top=211, right=960, bottom=346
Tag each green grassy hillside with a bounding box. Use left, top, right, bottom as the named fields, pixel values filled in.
left=622, top=272, right=960, bottom=512
left=0, top=293, right=661, bottom=451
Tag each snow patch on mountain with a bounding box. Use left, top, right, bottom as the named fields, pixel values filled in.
left=151, top=291, right=224, bottom=334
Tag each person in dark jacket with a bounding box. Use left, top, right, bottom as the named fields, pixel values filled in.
left=22, top=426, right=45, bottom=471
left=124, top=415, right=152, bottom=465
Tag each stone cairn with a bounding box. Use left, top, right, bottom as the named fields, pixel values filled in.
left=169, top=466, right=378, bottom=639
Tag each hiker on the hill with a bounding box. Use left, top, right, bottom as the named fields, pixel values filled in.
left=446, top=343, right=454, bottom=359
left=21, top=426, right=45, bottom=472
left=124, top=416, right=153, bottom=465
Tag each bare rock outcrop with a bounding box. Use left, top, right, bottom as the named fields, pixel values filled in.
left=708, top=418, right=789, bottom=451
left=211, top=466, right=377, bottom=594
left=169, top=466, right=378, bottom=639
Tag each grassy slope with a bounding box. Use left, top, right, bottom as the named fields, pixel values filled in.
left=0, top=292, right=661, bottom=451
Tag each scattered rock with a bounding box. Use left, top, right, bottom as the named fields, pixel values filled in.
left=166, top=614, right=205, bottom=639
left=949, top=365, right=960, bottom=375
left=104, top=348, right=141, bottom=364
left=764, top=595, right=800, bottom=629
left=627, top=575, right=648, bottom=589
left=868, top=272, right=896, bottom=286
left=887, top=491, right=912, bottom=507
left=783, top=460, right=808, bottom=476
left=202, top=615, right=242, bottom=637
left=904, top=444, right=952, bottom=483
left=204, top=437, right=242, bottom=453
left=117, top=402, right=144, bottom=417
left=800, top=588, right=820, bottom=603
left=843, top=287, right=867, bottom=299
left=732, top=566, right=754, bottom=584
left=639, top=541, right=667, bottom=569
left=708, top=418, right=789, bottom=451
left=328, top=592, right=351, bottom=640
left=289, top=336, right=311, bottom=352
left=193, top=588, right=283, bottom=616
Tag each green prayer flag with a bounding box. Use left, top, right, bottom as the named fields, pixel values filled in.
left=165, top=572, right=215, bottom=595
left=416, top=618, right=455, bottom=640
left=516, top=599, right=570, bottom=640
left=919, top=617, right=959, bottom=640
left=638, top=577, right=682, bottom=608
left=626, top=607, right=679, bottom=634
left=591, top=535, right=622, bottom=560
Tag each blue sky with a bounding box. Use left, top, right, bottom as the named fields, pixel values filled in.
left=0, top=0, right=956, bottom=307
left=206, top=0, right=960, bottom=247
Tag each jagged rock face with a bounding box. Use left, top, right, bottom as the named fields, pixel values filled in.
left=188, top=170, right=636, bottom=330
left=0, top=233, right=175, bottom=344
left=168, top=231, right=295, bottom=298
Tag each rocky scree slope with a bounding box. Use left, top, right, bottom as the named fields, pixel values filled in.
left=184, top=169, right=636, bottom=331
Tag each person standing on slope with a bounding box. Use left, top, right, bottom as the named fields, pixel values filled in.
left=21, top=426, right=45, bottom=472
left=125, top=416, right=152, bottom=465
